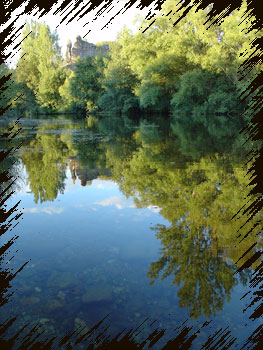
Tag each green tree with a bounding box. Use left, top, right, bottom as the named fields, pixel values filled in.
left=98, top=41, right=140, bottom=116
left=170, top=69, right=247, bottom=153
left=58, top=69, right=76, bottom=111
left=0, top=63, right=12, bottom=114
left=171, top=69, right=246, bottom=117
left=117, top=12, right=191, bottom=113
left=138, top=54, right=192, bottom=112
left=16, top=20, right=65, bottom=110
left=68, top=56, right=104, bottom=112
left=110, top=0, right=258, bottom=117
left=0, top=64, right=22, bottom=116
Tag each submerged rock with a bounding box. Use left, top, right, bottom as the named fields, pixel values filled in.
left=39, top=318, right=50, bottom=324
left=20, top=297, right=40, bottom=305
left=113, top=286, right=125, bottom=294
left=57, top=291, right=66, bottom=300
left=46, top=299, right=64, bottom=311
left=81, top=285, right=113, bottom=304
left=47, top=271, right=78, bottom=289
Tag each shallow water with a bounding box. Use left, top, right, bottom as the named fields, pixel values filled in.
left=1, top=115, right=262, bottom=349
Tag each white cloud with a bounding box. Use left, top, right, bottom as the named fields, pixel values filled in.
left=94, top=196, right=136, bottom=210
left=23, top=207, right=64, bottom=215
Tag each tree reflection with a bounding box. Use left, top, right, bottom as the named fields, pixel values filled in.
left=21, top=133, right=68, bottom=203
left=103, top=120, right=261, bottom=319
left=20, top=119, right=111, bottom=202
left=16, top=115, right=262, bottom=319
left=147, top=223, right=250, bottom=319
left=0, top=121, right=25, bottom=195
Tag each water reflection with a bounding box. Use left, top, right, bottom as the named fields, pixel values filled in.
left=1, top=115, right=261, bottom=347
left=102, top=120, right=261, bottom=319
left=68, top=157, right=111, bottom=186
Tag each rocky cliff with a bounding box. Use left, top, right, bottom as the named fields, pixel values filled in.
left=64, top=36, right=109, bottom=68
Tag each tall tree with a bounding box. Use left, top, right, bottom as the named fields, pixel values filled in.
left=16, top=20, right=65, bottom=110
left=67, top=56, right=104, bottom=112
left=98, top=41, right=140, bottom=116
left=0, top=63, right=22, bottom=115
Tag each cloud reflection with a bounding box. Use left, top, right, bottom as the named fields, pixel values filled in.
left=94, top=196, right=136, bottom=210
left=23, top=207, right=64, bottom=215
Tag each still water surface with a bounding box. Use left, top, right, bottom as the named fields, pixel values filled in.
left=1, top=115, right=262, bottom=348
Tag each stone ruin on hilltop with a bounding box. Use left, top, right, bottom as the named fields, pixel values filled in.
left=64, top=35, right=110, bottom=69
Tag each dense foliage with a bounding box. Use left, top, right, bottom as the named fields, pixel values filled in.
left=3, top=0, right=259, bottom=127
left=15, top=21, right=66, bottom=113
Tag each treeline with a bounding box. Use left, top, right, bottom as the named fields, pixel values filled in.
left=1, top=1, right=259, bottom=127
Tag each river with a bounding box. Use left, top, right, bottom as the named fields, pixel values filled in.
left=0, top=115, right=261, bottom=349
